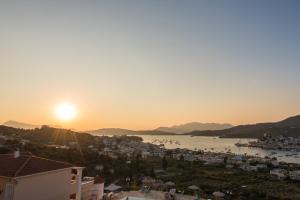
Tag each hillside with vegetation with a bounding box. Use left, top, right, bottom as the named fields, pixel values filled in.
left=187, top=115, right=300, bottom=139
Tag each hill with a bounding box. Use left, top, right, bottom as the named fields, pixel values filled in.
left=2, top=120, right=63, bottom=130
left=156, top=122, right=233, bottom=134
left=3, top=120, right=40, bottom=129
left=86, top=128, right=175, bottom=136
left=187, top=115, right=300, bottom=139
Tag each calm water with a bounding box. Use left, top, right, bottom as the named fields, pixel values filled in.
left=139, top=135, right=300, bottom=164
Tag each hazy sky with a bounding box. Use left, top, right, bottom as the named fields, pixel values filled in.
left=1, top=1, right=300, bottom=130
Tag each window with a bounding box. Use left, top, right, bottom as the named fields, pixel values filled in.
left=71, top=168, right=78, bottom=184
left=71, top=168, right=78, bottom=175
left=69, top=193, right=76, bottom=200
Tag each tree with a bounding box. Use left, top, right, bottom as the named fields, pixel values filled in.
left=180, top=155, right=184, bottom=161
left=150, top=166, right=156, bottom=177
left=162, top=156, right=168, bottom=170
left=134, top=153, right=141, bottom=172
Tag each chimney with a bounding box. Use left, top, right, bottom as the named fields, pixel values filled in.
left=14, top=150, right=20, bottom=158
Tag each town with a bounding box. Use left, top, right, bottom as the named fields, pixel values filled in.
left=1, top=126, right=300, bottom=199
left=248, top=135, right=300, bottom=152
left=2, top=0, right=300, bottom=199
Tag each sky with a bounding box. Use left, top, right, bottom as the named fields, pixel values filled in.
left=0, top=1, right=300, bottom=130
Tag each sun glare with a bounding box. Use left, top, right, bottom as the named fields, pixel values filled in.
left=55, top=103, right=76, bottom=121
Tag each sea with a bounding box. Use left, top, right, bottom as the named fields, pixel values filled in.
left=137, top=135, right=300, bottom=164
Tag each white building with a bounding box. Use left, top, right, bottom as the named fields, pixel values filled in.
left=270, top=169, right=288, bottom=180
left=0, top=152, right=83, bottom=200
left=141, top=151, right=151, bottom=159
left=81, top=177, right=104, bottom=200
left=240, top=164, right=258, bottom=172
left=289, top=170, right=300, bottom=181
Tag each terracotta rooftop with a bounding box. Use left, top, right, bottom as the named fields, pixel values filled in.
left=0, top=153, right=73, bottom=178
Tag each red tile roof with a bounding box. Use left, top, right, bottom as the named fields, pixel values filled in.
left=0, top=154, right=73, bottom=178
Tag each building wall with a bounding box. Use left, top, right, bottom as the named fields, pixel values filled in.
left=97, top=183, right=104, bottom=200
left=81, top=181, right=104, bottom=200
left=13, top=168, right=79, bottom=200
left=0, top=177, right=13, bottom=200
left=81, top=181, right=94, bottom=200
left=0, top=178, right=8, bottom=200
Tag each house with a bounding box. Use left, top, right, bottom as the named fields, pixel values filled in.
left=240, top=164, right=258, bottom=172
left=228, top=155, right=244, bottom=165
left=289, top=170, right=300, bottom=181
left=0, top=136, right=7, bottom=146
left=47, top=144, right=70, bottom=150
left=141, top=151, right=151, bottom=159
left=0, top=151, right=83, bottom=200
left=270, top=169, right=288, bottom=180
left=69, top=142, right=78, bottom=146
left=256, top=164, right=268, bottom=169
left=20, top=139, right=30, bottom=146
left=204, top=157, right=224, bottom=166
left=271, top=160, right=279, bottom=167
left=183, top=154, right=196, bottom=162
left=226, top=164, right=234, bottom=169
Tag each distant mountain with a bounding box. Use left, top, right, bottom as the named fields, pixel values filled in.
left=86, top=128, right=175, bottom=136
left=3, top=120, right=62, bottom=130
left=156, top=122, right=233, bottom=134
left=86, top=122, right=233, bottom=136
left=3, top=120, right=40, bottom=129
left=187, top=115, right=300, bottom=139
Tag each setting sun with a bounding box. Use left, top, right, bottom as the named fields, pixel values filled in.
left=55, top=103, right=77, bottom=121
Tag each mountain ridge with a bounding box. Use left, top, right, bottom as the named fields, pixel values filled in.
left=2, top=120, right=62, bottom=130
left=5, top=115, right=300, bottom=138
left=187, top=115, right=300, bottom=138
left=156, top=122, right=233, bottom=134
left=85, top=122, right=233, bottom=135
left=3, top=120, right=40, bottom=129
left=85, top=128, right=175, bottom=136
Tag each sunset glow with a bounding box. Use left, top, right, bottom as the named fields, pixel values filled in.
left=0, top=1, right=300, bottom=130
left=55, top=103, right=76, bottom=121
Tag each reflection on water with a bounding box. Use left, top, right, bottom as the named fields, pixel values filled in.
left=139, top=135, right=300, bottom=164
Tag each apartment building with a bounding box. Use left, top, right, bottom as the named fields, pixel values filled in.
left=0, top=151, right=83, bottom=200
